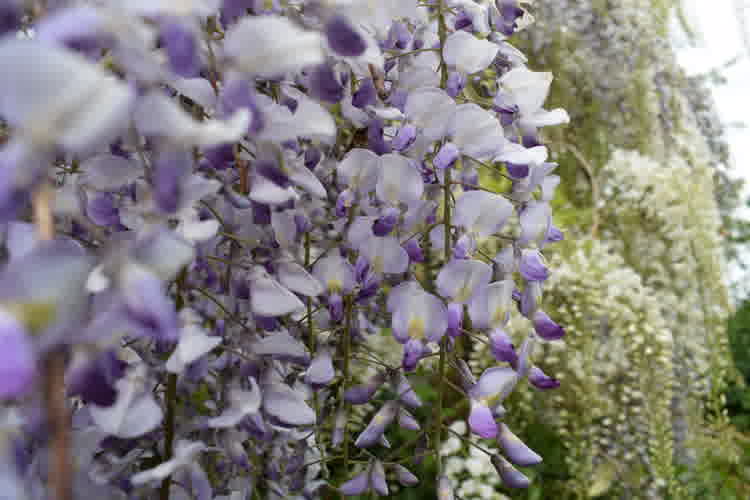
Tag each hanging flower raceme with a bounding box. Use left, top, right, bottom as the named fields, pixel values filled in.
left=0, top=0, right=572, bottom=497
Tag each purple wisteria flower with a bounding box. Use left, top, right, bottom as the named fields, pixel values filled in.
left=0, top=310, right=35, bottom=399
left=0, top=1, right=570, bottom=497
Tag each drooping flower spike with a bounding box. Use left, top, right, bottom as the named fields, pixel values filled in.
left=0, top=0, right=570, bottom=497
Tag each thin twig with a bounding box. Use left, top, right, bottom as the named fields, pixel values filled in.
left=34, top=184, right=72, bottom=500
left=563, top=142, right=600, bottom=237
left=435, top=0, right=450, bottom=480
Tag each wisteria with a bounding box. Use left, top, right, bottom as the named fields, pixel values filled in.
left=0, top=0, right=573, bottom=499
left=431, top=1, right=738, bottom=498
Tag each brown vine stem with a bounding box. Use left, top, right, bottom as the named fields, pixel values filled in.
left=160, top=269, right=186, bottom=500
left=158, top=372, right=178, bottom=500
left=341, top=296, right=353, bottom=471
left=34, top=183, right=72, bottom=500
left=563, top=142, right=600, bottom=237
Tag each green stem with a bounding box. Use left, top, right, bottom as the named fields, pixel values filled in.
left=305, top=232, right=321, bottom=457
left=192, top=286, right=251, bottom=333
left=159, top=372, right=178, bottom=500
left=160, top=270, right=186, bottom=500
left=342, top=296, right=353, bottom=471
left=305, top=232, right=315, bottom=354
left=434, top=0, right=450, bottom=480
left=385, top=47, right=440, bottom=60
left=446, top=428, right=494, bottom=456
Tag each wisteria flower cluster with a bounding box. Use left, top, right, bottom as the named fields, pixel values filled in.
left=0, top=1, right=569, bottom=498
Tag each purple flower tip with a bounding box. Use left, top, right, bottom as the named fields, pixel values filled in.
left=492, top=454, right=531, bottom=488
left=469, top=402, right=498, bottom=439
left=368, top=118, right=392, bottom=155
left=498, top=423, right=542, bottom=466
left=339, top=470, right=369, bottom=496
left=0, top=1, right=22, bottom=37
left=532, top=310, right=565, bottom=341
left=153, top=150, right=189, bottom=214
left=528, top=366, right=560, bottom=390
left=0, top=311, right=35, bottom=399
left=355, top=401, right=397, bottom=448
left=308, top=63, right=344, bottom=103
left=519, top=250, right=549, bottom=282
left=506, top=163, right=530, bottom=179
left=352, top=78, right=377, bottom=109
left=447, top=72, right=466, bottom=98
left=304, top=147, right=322, bottom=170
left=447, top=303, right=463, bottom=338
left=489, top=329, right=518, bottom=365
left=394, top=464, right=419, bottom=486
left=257, top=160, right=291, bottom=188
left=345, top=372, right=386, bottom=404
left=546, top=225, right=564, bottom=243
left=385, top=21, right=412, bottom=50
left=325, top=16, right=367, bottom=57
left=404, top=238, right=425, bottom=263
left=433, top=142, right=459, bottom=170
left=372, top=207, right=399, bottom=236
left=160, top=19, right=201, bottom=78
left=402, top=338, right=426, bottom=372
left=87, top=193, right=120, bottom=227
left=392, top=124, right=417, bottom=152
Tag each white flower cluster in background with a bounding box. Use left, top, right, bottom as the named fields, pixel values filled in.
left=441, top=421, right=510, bottom=500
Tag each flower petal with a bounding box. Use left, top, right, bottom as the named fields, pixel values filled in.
left=492, top=454, right=531, bottom=488
left=497, top=423, right=542, bottom=466
left=278, top=261, right=324, bottom=297
left=443, top=30, right=499, bottom=74
left=376, top=154, right=423, bottom=206
left=249, top=268, right=305, bottom=317
left=454, top=190, right=513, bottom=238
left=532, top=310, right=565, bottom=341
left=250, top=331, right=309, bottom=365
left=436, top=259, right=492, bottom=303
left=499, top=67, right=553, bottom=116
left=305, top=348, right=335, bottom=387
left=263, top=384, right=315, bottom=426
left=225, top=16, right=324, bottom=77
left=468, top=401, right=498, bottom=438
left=405, top=87, right=456, bottom=141
left=355, top=401, right=398, bottom=448
left=472, top=366, right=518, bottom=400
left=0, top=310, right=35, bottom=399
left=339, top=470, right=370, bottom=496
left=166, top=323, right=221, bottom=374
left=0, top=38, right=133, bottom=153
left=135, top=92, right=250, bottom=147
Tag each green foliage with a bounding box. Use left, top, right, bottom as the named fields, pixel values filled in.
left=728, top=299, right=750, bottom=383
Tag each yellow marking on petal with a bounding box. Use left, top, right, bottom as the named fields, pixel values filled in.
left=385, top=182, right=399, bottom=204
left=491, top=306, right=506, bottom=326
left=456, top=283, right=473, bottom=303
left=506, top=430, right=522, bottom=443
left=327, top=279, right=342, bottom=293
left=372, top=255, right=384, bottom=274
left=481, top=394, right=501, bottom=407
left=408, top=317, right=425, bottom=339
